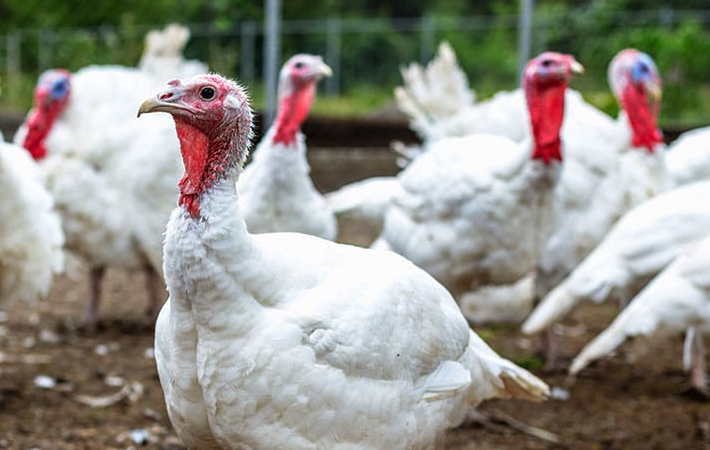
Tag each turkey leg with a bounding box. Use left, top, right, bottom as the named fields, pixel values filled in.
left=81, top=265, right=106, bottom=329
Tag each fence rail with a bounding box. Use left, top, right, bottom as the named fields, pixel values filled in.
left=1, top=8, right=710, bottom=124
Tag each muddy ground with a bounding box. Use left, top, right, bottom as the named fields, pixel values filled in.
left=0, top=147, right=709, bottom=450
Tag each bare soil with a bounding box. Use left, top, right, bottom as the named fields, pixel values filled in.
left=1, top=147, right=709, bottom=450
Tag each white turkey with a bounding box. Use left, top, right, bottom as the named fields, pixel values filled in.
left=139, top=73, right=548, bottom=450
left=0, top=133, right=64, bottom=306
left=529, top=49, right=668, bottom=364
left=569, top=234, right=710, bottom=395
left=374, top=52, right=583, bottom=302
left=14, top=64, right=183, bottom=328
left=522, top=181, right=710, bottom=342
left=238, top=54, right=336, bottom=239
left=665, top=125, right=710, bottom=186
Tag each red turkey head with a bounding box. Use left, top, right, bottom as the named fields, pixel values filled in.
left=22, top=69, right=71, bottom=160
left=608, top=49, right=663, bottom=152
left=523, top=52, right=584, bottom=164
left=272, top=54, right=332, bottom=145
left=138, top=74, right=253, bottom=218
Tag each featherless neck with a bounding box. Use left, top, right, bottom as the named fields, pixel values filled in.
left=174, top=116, right=250, bottom=219
left=272, top=82, right=316, bottom=146
left=22, top=105, right=63, bottom=160
left=527, top=83, right=566, bottom=164
left=621, top=84, right=663, bottom=153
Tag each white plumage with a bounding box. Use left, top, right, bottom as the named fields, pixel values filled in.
left=138, top=24, right=209, bottom=82
left=239, top=54, right=336, bottom=240
left=569, top=234, right=710, bottom=392
left=523, top=180, right=710, bottom=336
left=377, top=133, right=559, bottom=299
left=394, top=42, right=527, bottom=145
left=0, top=138, right=64, bottom=305
left=666, top=125, right=710, bottom=187
left=141, top=73, right=548, bottom=450
left=326, top=176, right=406, bottom=234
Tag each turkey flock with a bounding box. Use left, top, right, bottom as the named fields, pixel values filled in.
left=1, top=22, right=710, bottom=450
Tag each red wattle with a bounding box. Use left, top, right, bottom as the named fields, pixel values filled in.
left=174, top=118, right=210, bottom=218
left=621, top=84, right=663, bottom=153
left=22, top=110, right=52, bottom=160
left=526, top=82, right=566, bottom=164
left=272, top=83, right=316, bottom=146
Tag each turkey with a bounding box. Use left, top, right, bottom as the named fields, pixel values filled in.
left=139, top=73, right=548, bottom=450
left=0, top=133, right=64, bottom=306
left=569, top=234, right=710, bottom=395
left=374, top=52, right=583, bottom=302
left=522, top=181, right=710, bottom=344
left=238, top=54, right=336, bottom=239
left=528, top=49, right=668, bottom=364
left=14, top=65, right=183, bottom=328
left=665, top=125, right=710, bottom=186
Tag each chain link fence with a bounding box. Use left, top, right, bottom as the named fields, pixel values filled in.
left=1, top=6, right=710, bottom=123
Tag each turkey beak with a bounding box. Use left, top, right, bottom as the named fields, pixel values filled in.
left=317, top=61, right=333, bottom=78
left=569, top=60, right=584, bottom=75
left=137, top=86, right=189, bottom=117
left=645, top=79, right=662, bottom=102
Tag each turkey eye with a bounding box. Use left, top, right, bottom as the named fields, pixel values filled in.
left=294, top=62, right=304, bottom=69
left=200, top=86, right=215, bottom=100
left=541, top=59, right=552, bottom=68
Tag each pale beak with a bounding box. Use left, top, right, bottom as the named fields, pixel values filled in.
left=315, top=60, right=333, bottom=78
left=570, top=60, right=585, bottom=75
left=645, top=79, right=662, bottom=101
left=137, top=91, right=190, bottom=118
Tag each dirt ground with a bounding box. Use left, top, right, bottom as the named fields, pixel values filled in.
left=1, top=147, right=709, bottom=450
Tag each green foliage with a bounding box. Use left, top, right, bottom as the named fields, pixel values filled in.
left=1, top=1, right=710, bottom=125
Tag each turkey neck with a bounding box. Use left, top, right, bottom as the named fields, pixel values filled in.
left=526, top=81, right=567, bottom=164
left=271, top=82, right=316, bottom=146
left=165, top=117, right=265, bottom=326
left=620, top=83, right=663, bottom=153
left=22, top=102, right=64, bottom=160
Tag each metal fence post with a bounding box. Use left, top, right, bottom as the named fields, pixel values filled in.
left=264, top=0, right=281, bottom=127
left=240, top=20, right=256, bottom=83
left=38, top=29, right=54, bottom=71
left=325, top=17, right=341, bottom=96
left=659, top=6, right=674, bottom=29
left=517, top=0, right=534, bottom=80
left=6, top=31, right=21, bottom=74
left=420, top=15, right=435, bottom=64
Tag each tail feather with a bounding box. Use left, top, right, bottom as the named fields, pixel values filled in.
left=395, top=42, right=475, bottom=141
left=522, top=284, right=578, bottom=335
left=326, top=177, right=403, bottom=231
left=464, top=331, right=549, bottom=404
